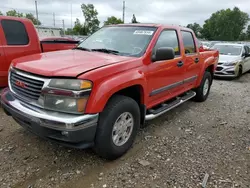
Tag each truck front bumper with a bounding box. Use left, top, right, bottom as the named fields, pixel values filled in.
left=1, top=88, right=99, bottom=149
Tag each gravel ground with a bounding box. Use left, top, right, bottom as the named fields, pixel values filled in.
left=0, top=74, right=250, bottom=188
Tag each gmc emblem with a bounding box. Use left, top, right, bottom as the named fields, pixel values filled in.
left=15, top=80, right=27, bottom=88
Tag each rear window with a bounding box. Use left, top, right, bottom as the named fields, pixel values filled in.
left=1, top=19, right=29, bottom=45
left=181, top=31, right=196, bottom=54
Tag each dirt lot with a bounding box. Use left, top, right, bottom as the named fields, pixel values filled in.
left=0, top=74, right=250, bottom=188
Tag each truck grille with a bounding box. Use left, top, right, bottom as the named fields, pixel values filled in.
left=10, top=71, right=44, bottom=100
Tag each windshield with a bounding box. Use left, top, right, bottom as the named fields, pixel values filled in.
left=212, top=44, right=242, bottom=55
left=77, top=26, right=157, bottom=57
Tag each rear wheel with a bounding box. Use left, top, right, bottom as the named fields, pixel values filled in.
left=94, top=95, right=140, bottom=160
left=193, top=71, right=212, bottom=102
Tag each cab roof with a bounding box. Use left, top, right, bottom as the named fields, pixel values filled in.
left=107, top=23, right=193, bottom=32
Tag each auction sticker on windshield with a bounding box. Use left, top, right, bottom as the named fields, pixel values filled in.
left=133, top=30, right=154, bottom=35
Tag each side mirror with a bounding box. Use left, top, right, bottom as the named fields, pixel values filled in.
left=242, top=53, right=250, bottom=58
left=152, top=47, right=175, bottom=62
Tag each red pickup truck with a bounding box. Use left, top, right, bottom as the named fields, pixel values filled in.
left=1, top=24, right=219, bottom=160
left=0, top=16, right=78, bottom=87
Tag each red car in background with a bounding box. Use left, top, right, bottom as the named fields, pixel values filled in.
left=0, top=16, right=78, bottom=87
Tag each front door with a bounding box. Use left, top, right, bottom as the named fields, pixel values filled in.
left=146, top=29, right=186, bottom=108
left=181, top=31, right=201, bottom=90
left=243, top=46, right=250, bottom=72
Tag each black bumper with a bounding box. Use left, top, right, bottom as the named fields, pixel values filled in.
left=1, top=88, right=99, bottom=149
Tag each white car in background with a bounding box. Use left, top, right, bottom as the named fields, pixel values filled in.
left=201, top=41, right=211, bottom=49
left=212, top=43, right=250, bottom=78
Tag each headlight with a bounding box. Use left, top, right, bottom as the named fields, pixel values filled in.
left=44, top=79, right=92, bottom=114
left=44, top=95, right=89, bottom=114
left=48, top=79, right=92, bottom=90
left=224, top=61, right=239, bottom=66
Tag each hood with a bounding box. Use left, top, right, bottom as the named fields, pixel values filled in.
left=13, top=50, right=133, bottom=77
left=219, top=55, right=241, bottom=63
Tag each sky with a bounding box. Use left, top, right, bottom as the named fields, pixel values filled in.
left=1, top=0, right=250, bottom=29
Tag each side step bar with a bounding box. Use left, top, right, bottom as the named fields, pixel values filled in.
left=145, top=91, right=196, bottom=121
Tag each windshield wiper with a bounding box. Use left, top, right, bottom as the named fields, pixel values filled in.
left=91, top=48, right=120, bottom=55
left=73, top=47, right=92, bottom=52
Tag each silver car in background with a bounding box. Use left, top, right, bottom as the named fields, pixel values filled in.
left=212, top=43, right=250, bottom=78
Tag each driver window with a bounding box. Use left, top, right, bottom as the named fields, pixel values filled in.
left=153, top=30, right=180, bottom=56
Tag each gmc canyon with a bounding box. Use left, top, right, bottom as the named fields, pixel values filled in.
left=1, top=24, right=219, bottom=159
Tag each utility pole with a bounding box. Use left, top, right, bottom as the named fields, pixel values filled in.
left=35, top=0, right=39, bottom=25
left=71, top=3, right=73, bottom=31
left=53, top=13, right=55, bottom=27
left=62, top=19, right=65, bottom=35
left=122, top=1, right=125, bottom=23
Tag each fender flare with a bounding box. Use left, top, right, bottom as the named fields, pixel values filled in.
left=196, top=56, right=216, bottom=86
left=85, top=71, right=147, bottom=113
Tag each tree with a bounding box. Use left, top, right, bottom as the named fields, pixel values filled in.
left=65, top=18, right=88, bottom=35
left=0, top=11, right=3, bottom=16
left=201, top=7, right=249, bottom=41
left=25, top=13, right=41, bottom=25
left=73, top=18, right=83, bottom=34
left=186, top=22, right=202, bottom=37
left=5, top=10, right=41, bottom=25
left=81, top=3, right=100, bottom=34
left=104, top=16, right=123, bottom=25
left=6, top=10, right=23, bottom=17
left=239, top=32, right=247, bottom=41
left=246, top=25, right=250, bottom=40
left=72, top=18, right=88, bottom=35
left=131, top=14, right=139, bottom=23
left=65, top=28, right=73, bottom=35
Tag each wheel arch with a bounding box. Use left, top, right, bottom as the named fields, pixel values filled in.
left=196, top=57, right=215, bottom=87
left=85, top=73, right=147, bottom=118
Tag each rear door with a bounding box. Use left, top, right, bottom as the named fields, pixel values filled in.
left=0, top=19, right=32, bottom=87
left=1, top=19, right=30, bottom=65
left=0, top=23, right=7, bottom=87
left=146, top=29, right=186, bottom=108
left=181, top=30, right=201, bottom=90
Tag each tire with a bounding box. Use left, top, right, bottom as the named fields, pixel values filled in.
left=193, top=71, right=212, bottom=102
left=94, top=95, right=140, bottom=160
left=236, top=66, right=242, bottom=78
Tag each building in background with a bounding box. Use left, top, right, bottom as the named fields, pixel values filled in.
left=35, top=25, right=62, bottom=38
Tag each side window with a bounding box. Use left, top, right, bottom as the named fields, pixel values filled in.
left=1, top=20, right=29, bottom=45
left=181, top=31, right=196, bottom=54
left=244, top=46, right=249, bottom=54
left=242, top=46, right=246, bottom=55
left=154, top=30, right=180, bottom=56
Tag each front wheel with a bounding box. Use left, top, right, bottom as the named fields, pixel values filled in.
left=94, top=95, right=140, bottom=160
left=236, top=66, right=242, bottom=78
left=193, top=71, right=212, bottom=102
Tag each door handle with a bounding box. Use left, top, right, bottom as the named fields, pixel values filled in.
left=177, top=61, right=184, bottom=67
left=194, top=58, right=199, bottom=63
